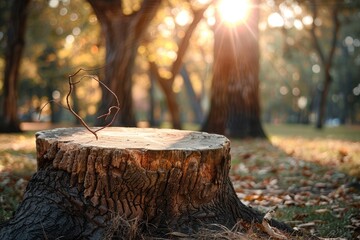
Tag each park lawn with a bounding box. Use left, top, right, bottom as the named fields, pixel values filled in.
left=0, top=133, right=37, bottom=222
left=264, top=123, right=360, bottom=142
left=0, top=124, right=359, bottom=239
left=264, top=124, right=360, bottom=177
left=230, top=138, right=359, bottom=239
left=230, top=124, right=359, bottom=238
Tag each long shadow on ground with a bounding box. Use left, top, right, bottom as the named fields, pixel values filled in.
left=229, top=138, right=360, bottom=239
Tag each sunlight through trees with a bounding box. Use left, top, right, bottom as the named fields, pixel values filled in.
left=0, top=0, right=359, bottom=134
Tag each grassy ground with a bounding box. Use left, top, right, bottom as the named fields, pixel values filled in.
left=244, top=124, right=360, bottom=238
left=264, top=124, right=360, bottom=142
left=264, top=124, right=360, bottom=177
left=0, top=133, right=37, bottom=222
left=0, top=124, right=359, bottom=238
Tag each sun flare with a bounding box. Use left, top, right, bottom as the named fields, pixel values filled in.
left=218, top=0, right=250, bottom=25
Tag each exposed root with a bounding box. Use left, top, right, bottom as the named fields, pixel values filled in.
left=262, top=209, right=288, bottom=240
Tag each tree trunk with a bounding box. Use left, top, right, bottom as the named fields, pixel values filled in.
left=181, top=66, right=204, bottom=124
left=226, top=0, right=266, bottom=138
left=202, top=0, right=266, bottom=138
left=0, top=127, right=292, bottom=239
left=309, top=2, right=340, bottom=129
left=87, top=0, right=161, bottom=127
left=149, top=62, right=182, bottom=129
left=315, top=71, right=332, bottom=129
left=148, top=7, right=208, bottom=130
left=201, top=15, right=233, bottom=135
left=0, top=0, right=31, bottom=133
left=148, top=72, right=158, bottom=127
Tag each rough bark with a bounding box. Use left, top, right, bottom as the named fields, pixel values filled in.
left=0, top=127, right=292, bottom=239
left=0, top=0, right=31, bottom=132
left=87, top=0, right=161, bottom=127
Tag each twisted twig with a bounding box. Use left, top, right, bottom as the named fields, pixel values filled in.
left=40, top=68, right=120, bottom=140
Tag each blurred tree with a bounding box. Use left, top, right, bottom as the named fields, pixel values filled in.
left=260, top=0, right=360, bottom=126
left=202, top=0, right=266, bottom=138
left=87, top=0, right=162, bottom=127
left=0, top=0, right=31, bottom=132
left=226, top=0, right=266, bottom=138
left=20, top=0, right=101, bottom=124
left=200, top=12, right=229, bottom=134
left=148, top=2, right=208, bottom=129
left=0, top=1, right=11, bottom=106
left=38, top=47, right=63, bottom=123
left=259, top=0, right=313, bottom=125
left=308, top=1, right=340, bottom=129
left=181, top=66, right=204, bottom=124
left=337, top=15, right=360, bottom=124
left=0, top=2, right=10, bottom=53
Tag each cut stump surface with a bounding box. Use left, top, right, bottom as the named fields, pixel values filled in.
left=0, top=127, right=292, bottom=239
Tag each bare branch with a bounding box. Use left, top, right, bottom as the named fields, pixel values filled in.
left=38, top=100, right=69, bottom=121
left=67, top=69, right=120, bottom=139
left=170, top=5, right=209, bottom=77
left=40, top=67, right=120, bottom=140
left=309, top=1, right=326, bottom=65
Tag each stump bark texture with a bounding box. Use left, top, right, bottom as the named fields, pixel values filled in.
left=0, top=127, right=290, bottom=239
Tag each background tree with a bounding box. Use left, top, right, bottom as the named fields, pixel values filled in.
left=0, top=0, right=31, bottom=132
left=308, top=1, right=340, bottom=129
left=37, top=47, right=63, bottom=123
left=201, top=12, right=232, bottom=135
left=87, top=0, right=162, bottom=127
left=226, top=0, right=266, bottom=138
left=202, top=0, right=266, bottom=138
left=0, top=0, right=359, bottom=131
left=148, top=1, right=209, bottom=129
left=260, top=0, right=360, bottom=126
left=0, top=0, right=103, bottom=127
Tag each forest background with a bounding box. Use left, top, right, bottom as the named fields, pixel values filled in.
left=0, top=0, right=359, bottom=133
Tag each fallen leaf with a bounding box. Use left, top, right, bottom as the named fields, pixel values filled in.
left=320, top=195, right=333, bottom=203
left=332, top=207, right=346, bottom=213
left=315, top=208, right=330, bottom=214
left=297, top=222, right=316, bottom=228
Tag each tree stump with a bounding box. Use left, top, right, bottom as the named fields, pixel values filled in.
left=0, top=127, right=292, bottom=239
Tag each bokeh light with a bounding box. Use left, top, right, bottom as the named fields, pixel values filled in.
left=218, top=0, right=250, bottom=25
